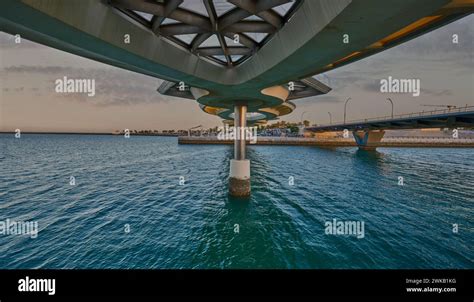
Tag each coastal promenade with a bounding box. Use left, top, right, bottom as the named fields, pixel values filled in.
left=178, top=136, right=474, bottom=148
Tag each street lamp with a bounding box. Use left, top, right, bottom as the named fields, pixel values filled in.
left=300, top=111, right=308, bottom=125
left=188, top=124, right=202, bottom=136
left=343, top=97, right=352, bottom=124
left=328, top=112, right=332, bottom=124
left=386, top=98, right=394, bottom=118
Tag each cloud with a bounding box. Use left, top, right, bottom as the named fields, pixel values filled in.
left=2, top=65, right=185, bottom=106
left=4, top=66, right=70, bottom=74
left=2, top=86, right=25, bottom=92
left=362, top=81, right=381, bottom=93
left=422, top=89, right=453, bottom=97
left=295, top=95, right=343, bottom=105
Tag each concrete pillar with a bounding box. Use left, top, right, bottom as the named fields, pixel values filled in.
left=234, top=105, right=246, bottom=160
left=352, top=130, right=385, bottom=150
left=229, top=104, right=250, bottom=197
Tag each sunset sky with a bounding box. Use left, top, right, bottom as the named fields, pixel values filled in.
left=0, top=15, right=472, bottom=133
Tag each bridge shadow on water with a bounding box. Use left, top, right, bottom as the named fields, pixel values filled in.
left=353, top=148, right=385, bottom=163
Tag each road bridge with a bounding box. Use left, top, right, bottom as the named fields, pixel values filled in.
left=307, top=106, right=474, bottom=150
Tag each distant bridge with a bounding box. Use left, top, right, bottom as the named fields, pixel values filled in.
left=307, top=105, right=474, bottom=132
left=307, top=105, right=474, bottom=150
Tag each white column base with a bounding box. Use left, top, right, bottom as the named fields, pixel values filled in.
left=229, top=159, right=251, bottom=197
left=229, top=159, right=250, bottom=180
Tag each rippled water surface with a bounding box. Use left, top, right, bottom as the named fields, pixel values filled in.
left=0, top=134, right=473, bottom=268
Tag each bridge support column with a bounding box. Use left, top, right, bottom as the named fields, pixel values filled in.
left=352, top=130, right=385, bottom=150
left=229, top=104, right=250, bottom=197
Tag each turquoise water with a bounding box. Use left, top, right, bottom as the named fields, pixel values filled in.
left=0, top=134, right=473, bottom=269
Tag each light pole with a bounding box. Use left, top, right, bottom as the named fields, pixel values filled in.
left=299, top=111, right=309, bottom=137
left=188, top=124, right=202, bottom=136
left=300, top=111, right=308, bottom=125
left=343, top=97, right=351, bottom=124
left=328, top=112, right=332, bottom=124
left=386, top=98, right=394, bottom=118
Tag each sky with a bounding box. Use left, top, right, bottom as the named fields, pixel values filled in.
left=0, top=14, right=472, bottom=133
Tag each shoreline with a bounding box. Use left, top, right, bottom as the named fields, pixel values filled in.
left=178, top=136, right=474, bottom=148
left=0, top=132, right=178, bottom=136
left=2, top=133, right=473, bottom=147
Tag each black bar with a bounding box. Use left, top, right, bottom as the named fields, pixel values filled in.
left=0, top=269, right=472, bottom=298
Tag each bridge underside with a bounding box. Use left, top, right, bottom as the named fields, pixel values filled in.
left=157, top=77, right=331, bottom=125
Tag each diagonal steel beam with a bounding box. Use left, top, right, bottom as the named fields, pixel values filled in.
left=168, top=8, right=212, bottom=30
left=228, top=0, right=291, bottom=14
left=227, top=0, right=289, bottom=29
left=224, top=32, right=257, bottom=50
left=204, top=0, right=231, bottom=66
left=163, top=0, right=183, bottom=15
left=255, top=0, right=292, bottom=12
left=257, top=10, right=283, bottom=28
left=218, top=8, right=251, bottom=30
left=203, top=0, right=218, bottom=31
left=151, top=0, right=183, bottom=33
left=217, top=33, right=232, bottom=66
left=110, top=0, right=165, bottom=15
left=159, top=23, right=208, bottom=35
left=225, top=21, right=276, bottom=33
left=197, top=46, right=252, bottom=56
left=191, top=33, right=212, bottom=51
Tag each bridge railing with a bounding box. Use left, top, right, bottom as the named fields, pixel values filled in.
left=315, top=104, right=474, bottom=128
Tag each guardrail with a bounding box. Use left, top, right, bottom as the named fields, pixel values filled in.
left=315, top=104, right=474, bottom=128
